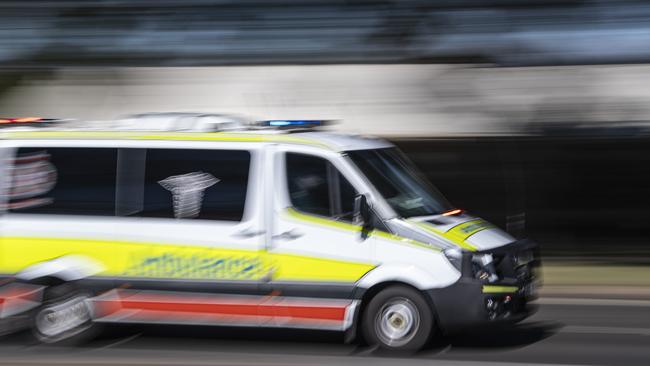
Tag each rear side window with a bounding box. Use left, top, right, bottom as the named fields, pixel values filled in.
left=7, top=147, right=251, bottom=222
left=286, top=153, right=357, bottom=222
left=139, top=149, right=250, bottom=221
left=8, top=147, right=117, bottom=215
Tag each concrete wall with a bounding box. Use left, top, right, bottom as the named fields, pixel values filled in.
left=2, top=64, right=650, bottom=136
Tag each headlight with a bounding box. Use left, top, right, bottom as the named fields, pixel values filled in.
left=473, top=254, right=499, bottom=283
left=443, top=248, right=462, bottom=271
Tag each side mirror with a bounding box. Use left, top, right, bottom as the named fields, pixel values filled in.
left=353, top=194, right=373, bottom=239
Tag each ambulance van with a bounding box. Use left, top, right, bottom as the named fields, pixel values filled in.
left=0, top=116, right=539, bottom=351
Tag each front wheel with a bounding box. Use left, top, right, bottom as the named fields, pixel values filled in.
left=361, top=285, right=435, bottom=352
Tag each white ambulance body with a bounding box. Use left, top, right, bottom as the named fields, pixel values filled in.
left=0, top=116, right=539, bottom=351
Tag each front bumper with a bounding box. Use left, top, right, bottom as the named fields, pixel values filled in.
left=426, top=278, right=537, bottom=334
left=428, top=239, right=541, bottom=333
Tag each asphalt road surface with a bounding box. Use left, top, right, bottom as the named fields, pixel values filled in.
left=0, top=298, right=648, bottom=366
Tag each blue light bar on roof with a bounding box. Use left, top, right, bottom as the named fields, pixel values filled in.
left=261, top=120, right=326, bottom=128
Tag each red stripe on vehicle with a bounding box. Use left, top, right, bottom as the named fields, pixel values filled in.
left=119, top=300, right=346, bottom=321
left=0, top=284, right=43, bottom=302
left=91, top=290, right=349, bottom=322
left=0, top=283, right=44, bottom=317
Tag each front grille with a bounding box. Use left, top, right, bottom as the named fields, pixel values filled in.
left=491, top=241, right=541, bottom=285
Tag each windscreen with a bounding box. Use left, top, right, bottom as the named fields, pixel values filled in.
left=346, top=148, right=453, bottom=218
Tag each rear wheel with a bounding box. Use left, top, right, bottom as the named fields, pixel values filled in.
left=31, top=283, right=98, bottom=344
left=361, top=285, right=434, bottom=352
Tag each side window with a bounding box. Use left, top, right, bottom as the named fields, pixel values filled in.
left=139, top=149, right=250, bottom=221
left=8, top=147, right=117, bottom=215
left=286, top=153, right=357, bottom=221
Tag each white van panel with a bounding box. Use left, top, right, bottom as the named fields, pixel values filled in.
left=360, top=238, right=461, bottom=289
left=466, top=228, right=515, bottom=251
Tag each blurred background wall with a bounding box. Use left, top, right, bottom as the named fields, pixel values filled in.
left=3, top=64, right=650, bottom=136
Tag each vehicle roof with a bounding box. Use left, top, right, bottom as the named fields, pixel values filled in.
left=0, top=129, right=393, bottom=152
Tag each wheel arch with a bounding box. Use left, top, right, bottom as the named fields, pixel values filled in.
left=347, top=263, right=457, bottom=342
left=15, top=255, right=104, bottom=283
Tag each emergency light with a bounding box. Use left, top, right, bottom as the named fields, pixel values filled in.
left=259, top=120, right=331, bottom=128
left=0, top=117, right=62, bottom=126
left=0, top=117, right=45, bottom=124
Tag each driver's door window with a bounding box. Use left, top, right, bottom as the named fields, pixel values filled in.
left=286, top=153, right=356, bottom=222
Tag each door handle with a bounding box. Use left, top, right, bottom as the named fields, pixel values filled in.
left=232, top=228, right=265, bottom=239
left=272, top=229, right=304, bottom=241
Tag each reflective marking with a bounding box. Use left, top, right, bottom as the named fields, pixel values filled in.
left=412, top=221, right=478, bottom=251
left=372, top=230, right=441, bottom=251
left=91, top=289, right=358, bottom=331
left=2, top=131, right=334, bottom=150
left=0, top=283, right=44, bottom=318
left=270, top=251, right=375, bottom=283
left=284, top=208, right=439, bottom=251
left=482, top=285, right=519, bottom=293
left=1, top=236, right=373, bottom=283
left=284, top=208, right=360, bottom=233
left=450, top=219, right=494, bottom=238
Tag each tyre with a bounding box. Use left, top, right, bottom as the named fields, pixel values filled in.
left=361, top=285, right=434, bottom=352
left=31, top=283, right=98, bottom=344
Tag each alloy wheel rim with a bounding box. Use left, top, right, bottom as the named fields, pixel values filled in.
left=375, top=297, right=420, bottom=347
